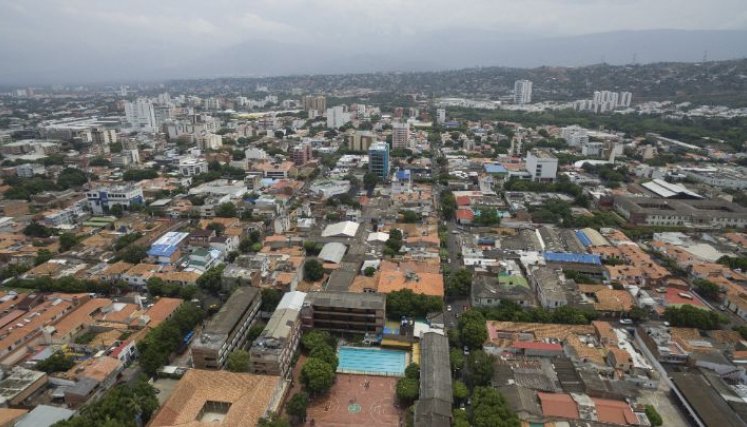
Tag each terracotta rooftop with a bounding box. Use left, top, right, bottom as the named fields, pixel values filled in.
left=376, top=270, right=443, bottom=297
left=537, top=392, right=579, bottom=419
left=591, top=397, right=638, bottom=425
left=149, top=369, right=280, bottom=427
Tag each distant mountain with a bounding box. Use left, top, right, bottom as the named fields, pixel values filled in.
left=1, top=29, right=747, bottom=84
left=173, top=29, right=747, bottom=79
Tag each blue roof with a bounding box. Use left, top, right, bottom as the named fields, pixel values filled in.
left=147, top=232, right=190, bottom=258
left=396, top=169, right=411, bottom=180
left=575, top=230, right=592, bottom=247
left=544, top=251, right=601, bottom=265
left=484, top=164, right=508, bottom=174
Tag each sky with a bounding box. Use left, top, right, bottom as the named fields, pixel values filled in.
left=1, top=0, right=746, bottom=83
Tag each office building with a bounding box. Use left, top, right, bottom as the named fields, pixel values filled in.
left=302, top=95, right=326, bottom=113
left=86, top=184, right=144, bottom=215
left=514, top=80, right=533, bottom=105
left=436, top=108, right=446, bottom=125
left=525, top=149, right=558, bottom=182
left=613, top=196, right=747, bottom=229
left=368, top=141, right=390, bottom=179
left=124, top=98, right=156, bottom=132
left=300, top=291, right=386, bottom=335
left=391, top=122, right=410, bottom=149
left=249, top=291, right=306, bottom=376
left=147, top=232, right=190, bottom=265
left=291, top=142, right=312, bottom=165
left=192, top=287, right=262, bottom=369
left=326, top=105, right=350, bottom=129
left=349, top=131, right=376, bottom=152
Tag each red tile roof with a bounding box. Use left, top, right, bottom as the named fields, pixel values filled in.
left=592, top=398, right=638, bottom=425
left=538, top=392, right=579, bottom=419
left=456, top=209, right=474, bottom=221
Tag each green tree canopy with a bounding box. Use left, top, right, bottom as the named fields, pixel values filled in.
left=226, top=349, right=250, bottom=372
left=304, top=259, right=324, bottom=281
left=300, top=358, right=335, bottom=395
left=395, top=377, right=419, bottom=405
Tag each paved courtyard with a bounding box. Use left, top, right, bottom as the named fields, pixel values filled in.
left=304, top=374, right=403, bottom=427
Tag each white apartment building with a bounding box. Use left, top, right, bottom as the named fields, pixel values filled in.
left=514, top=80, right=533, bottom=105
left=86, top=185, right=144, bottom=215
left=525, top=149, right=558, bottom=182
left=196, top=133, right=223, bottom=151
left=124, top=98, right=157, bottom=132
left=560, top=125, right=589, bottom=147
left=436, top=108, right=446, bottom=125
left=326, top=106, right=351, bottom=129
left=391, top=122, right=410, bottom=149
left=178, top=157, right=209, bottom=176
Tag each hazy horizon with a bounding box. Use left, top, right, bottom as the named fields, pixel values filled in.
left=2, top=0, right=747, bottom=85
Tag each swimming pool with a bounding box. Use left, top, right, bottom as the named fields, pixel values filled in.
left=337, top=346, right=407, bottom=376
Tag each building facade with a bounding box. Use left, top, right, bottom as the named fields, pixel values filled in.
left=368, top=142, right=390, bottom=179
left=514, top=80, right=533, bottom=105
left=249, top=291, right=306, bottom=377
left=300, top=291, right=385, bottom=335
left=86, top=185, right=144, bottom=215
left=525, top=149, right=558, bottom=182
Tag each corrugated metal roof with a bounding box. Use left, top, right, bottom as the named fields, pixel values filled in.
left=318, top=242, right=347, bottom=264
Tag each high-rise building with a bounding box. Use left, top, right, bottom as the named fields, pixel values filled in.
left=391, top=122, right=410, bottom=150
left=514, top=80, right=533, bottom=105
left=302, top=95, right=326, bottom=112
left=525, top=149, right=558, bottom=182
left=368, top=141, right=390, bottom=179
left=326, top=105, right=350, bottom=129
left=124, top=98, right=156, bottom=131
left=436, top=108, right=446, bottom=125
left=91, top=128, right=117, bottom=145
left=618, top=91, right=633, bottom=108
left=349, top=131, right=376, bottom=152
left=291, top=142, right=312, bottom=165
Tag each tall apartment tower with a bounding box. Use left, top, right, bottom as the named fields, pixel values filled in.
left=391, top=122, right=410, bottom=150
left=292, top=142, right=312, bottom=165
left=514, top=80, right=533, bottom=105
left=436, top=108, right=446, bottom=125
left=124, top=98, right=157, bottom=132
left=618, top=92, right=633, bottom=108
left=302, top=95, right=326, bottom=112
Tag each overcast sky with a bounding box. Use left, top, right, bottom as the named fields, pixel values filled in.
left=1, top=0, right=746, bottom=83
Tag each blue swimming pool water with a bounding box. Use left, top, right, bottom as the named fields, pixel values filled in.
left=337, top=346, right=407, bottom=376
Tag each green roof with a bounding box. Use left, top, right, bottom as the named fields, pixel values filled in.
left=498, top=274, right=529, bottom=289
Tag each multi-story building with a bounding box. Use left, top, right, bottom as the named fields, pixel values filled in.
left=191, top=287, right=262, bottom=369
left=91, top=128, right=117, bottom=145
left=147, top=232, right=190, bottom=265
left=391, top=122, right=410, bottom=150
left=124, top=98, right=156, bottom=132
left=613, top=196, right=747, bottom=228
left=86, top=185, right=144, bottom=215
left=291, top=142, right=312, bottom=165
left=436, top=108, right=446, bottom=125
left=349, top=131, right=376, bottom=152
left=525, top=149, right=558, bottom=182
left=195, top=132, right=223, bottom=150
left=249, top=291, right=306, bottom=377
left=300, top=291, right=386, bottom=335
left=15, top=163, right=46, bottom=178
left=302, top=95, right=326, bottom=113
left=619, top=91, right=633, bottom=107
left=326, top=105, right=350, bottom=129
left=368, top=141, right=390, bottom=179
left=513, top=80, right=533, bottom=105
left=560, top=125, right=588, bottom=147
left=178, top=157, right=209, bottom=176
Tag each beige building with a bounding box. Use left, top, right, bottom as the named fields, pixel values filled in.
left=249, top=291, right=306, bottom=377
left=300, top=291, right=385, bottom=335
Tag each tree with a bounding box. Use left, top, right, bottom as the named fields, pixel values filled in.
left=206, top=222, right=226, bottom=235
left=386, top=289, right=443, bottom=319
left=36, top=350, right=75, bottom=373
left=121, top=245, right=148, bottom=264
left=404, top=363, right=420, bottom=380
left=474, top=207, right=500, bottom=226
left=196, top=265, right=225, bottom=295
left=693, top=278, right=721, bottom=301
left=363, top=172, right=380, bottom=192
left=260, top=288, right=283, bottom=312
left=453, top=380, right=469, bottom=403
left=664, top=305, right=724, bottom=330
left=627, top=306, right=649, bottom=323
left=470, top=386, right=520, bottom=427
left=446, top=268, right=472, bottom=297
left=257, top=413, right=291, bottom=427
left=301, top=330, right=336, bottom=353
left=645, top=405, right=663, bottom=426
left=304, top=259, right=324, bottom=281
left=364, top=266, right=376, bottom=276
left=458, top=310, right=488, bottom=349
left=450, top=348, right=464, bottom=372
left=286, top=392, right=309, bottom=423
left=310, top=345, right=339, bottom=371
left=34, top=249, right=54, bottom=266
left=395, top=377, right=419, bottom=405
left=465, top=350, right=495, bottom=388
left=215, top=202, right=238, bottom=218
left=301, top=358, right=335, bottom=395
left=59, top=233, right=78, bottom=252
left=56, top=168, right=88, bottom=189
left=23, top=222, right=53, bottom=238
left=400, top=210, right=420, bottom=223
left=226, top=349, right=250, bottom=372
left=453, top=409, right=470, bottom=427
left=109, top=203, right=125, bottom=217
